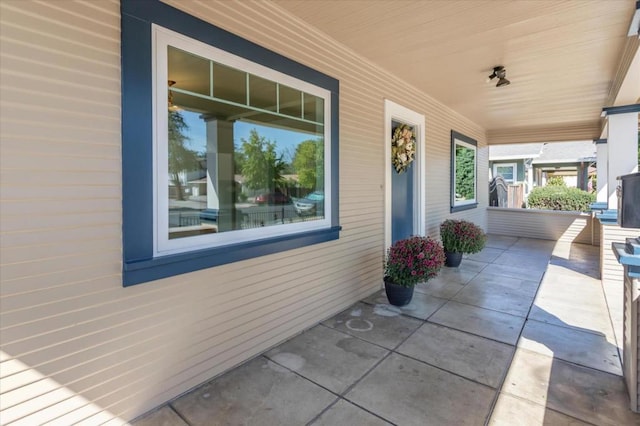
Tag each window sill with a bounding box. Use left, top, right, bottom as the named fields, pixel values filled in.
left=124, top=226, right=341, bottom=286
left=451, top=203, right=478, bottom=213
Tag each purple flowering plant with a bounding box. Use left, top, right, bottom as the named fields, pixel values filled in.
left=439, top=219, right=486, bottom=254
left=384, top=236, right=445, bottom=287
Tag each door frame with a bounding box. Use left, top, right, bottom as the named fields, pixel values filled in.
left=384, top=99, right=426, bottom=249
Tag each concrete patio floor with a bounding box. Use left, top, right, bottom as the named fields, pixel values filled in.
left=132, top=235, right=640, bottom=426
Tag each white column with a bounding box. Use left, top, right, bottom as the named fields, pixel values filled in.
left=526, top=161, right=534, bottom=195
left=205, top=118, right=235, bottom=231
left=607, top=112, right=639, bottom=209
left=596, top=141, right=608, bottom=203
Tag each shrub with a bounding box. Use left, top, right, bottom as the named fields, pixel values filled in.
left=546, top=176, right=566, bottom=186
left=439, top=219, right=486, bottom=254
left=527, top=186, right=595, bottom=211
left=384, top=236, right=445, bottom=287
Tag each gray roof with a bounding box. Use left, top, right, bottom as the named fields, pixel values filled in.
left=532, top=140, right=596, bottom=164
left=489, top=141, right=596, bottom=164
left=489, top=143, right=544, bottom=160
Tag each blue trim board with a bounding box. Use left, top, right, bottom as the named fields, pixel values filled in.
left=612, top=242, right=640, bottom=279
left=121, top=0, right=338, bottom=92
left=124, top=227, right=341, bottom=286
left=593, top=139, right=607, bottom=145
left=451, top=203, right=479, bottom=213
left=121, top=0, right=340, bottom=285
left=596, top=209, right=618, bottom=225
left=331, top=91, right=340, bottom=227
left=589, top=202, right=608, bottom=211
left=450, top=130, right=478, bottom=213
left=613, top=242, right=640, bottom=266
left=602, top=104, right=640, bottom=116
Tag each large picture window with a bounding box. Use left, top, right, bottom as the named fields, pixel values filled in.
left=121, top=0, right=339, bottom=285
left=155, top=27, right=330, bottom=256
left=450, top=130, right=478, bottom=212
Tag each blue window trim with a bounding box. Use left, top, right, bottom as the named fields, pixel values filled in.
left=121, top=0, right=340, bottom=286
left=450, top=130, right=478, bottom=213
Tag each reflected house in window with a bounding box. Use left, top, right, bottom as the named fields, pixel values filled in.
left=489, top=141, right=596, bottom=199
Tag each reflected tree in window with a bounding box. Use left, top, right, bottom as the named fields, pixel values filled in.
left=451, top=130, right=477, bottom=212
left=240, top=128, right=286, bottom=191
left=455, top=144, right=475, bottom=200
left=168, top=110, right=200, bottom=200
left=293, top=139, right=324, bottom=190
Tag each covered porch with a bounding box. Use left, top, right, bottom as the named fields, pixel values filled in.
left=1, top=1, right=639, bottom=425
left=133, top=236, right=637, bottom=425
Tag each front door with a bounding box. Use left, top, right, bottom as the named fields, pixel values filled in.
left=384, top=100, right=425, bottom=248
left=391, top=119, right=415, bottom=243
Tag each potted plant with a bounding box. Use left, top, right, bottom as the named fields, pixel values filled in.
left=383, top=236, right=445, bottom=306
left=439, top=219, right=486, bottom=267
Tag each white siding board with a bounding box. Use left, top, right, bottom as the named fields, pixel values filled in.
left=0, top=214, right=119, bottom=236
left=487, top=208, right=597, bottom=244
left=0, top=0, right=488, bottom=422
left=601, top=224, right=639, bottom=285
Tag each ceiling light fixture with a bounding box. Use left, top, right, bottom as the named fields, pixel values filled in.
left=488, top=66, right=510, bottom=87
left=168, top=80, right=181, bottom=111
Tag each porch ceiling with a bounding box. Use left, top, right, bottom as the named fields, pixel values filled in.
left=274, top=0, right=638, bottom=144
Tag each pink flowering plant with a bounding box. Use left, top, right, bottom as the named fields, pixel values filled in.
left=439, top=219, right=486, bottom=254
left=384, top=236, right=446, bottom=287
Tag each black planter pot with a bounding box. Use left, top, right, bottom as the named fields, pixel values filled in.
left=384, top=278, right=414, bottom=306
left=445, top=251, right=463, bottom=267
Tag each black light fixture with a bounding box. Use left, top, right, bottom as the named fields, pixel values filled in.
left=488, top=66, right=510, bottom=87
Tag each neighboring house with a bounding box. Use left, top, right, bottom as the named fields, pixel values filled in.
left=489, top=141, right=597, bottom=196
left=531, top=141, right=597, bottom=190
left=489, top=142, right=544, bottom=194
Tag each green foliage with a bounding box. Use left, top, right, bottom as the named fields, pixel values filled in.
left=240, top=129, right=286, bottom=190
left=439, top=219, right=486, bottom=254
left=168, top=111, right=200, bottom=200
left=384, top=236, right=445, bottom=287
left=293, top=139, right=324, bottom=189
left=546, top=176, right=566, bottom=186
left=234, top=147, right=246, bottom=175
left=455, top=145, right=475, bottom=200
left=527, top=186, right=595, bottom=211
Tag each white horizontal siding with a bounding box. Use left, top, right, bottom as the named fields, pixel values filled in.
left=0, top=0, right=487, bottom=424
left=600, top=224, right=639, bottom=285
left=487, top=207, right=598, bottom=245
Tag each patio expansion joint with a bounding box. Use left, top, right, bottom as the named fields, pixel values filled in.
left=598, top=272, right=624, bottom=363
left=513, top=346, right=625, bottom=380
left=440, top=298, right=531, bottom=321
left=524, top=315, right=616, bottom=338
left=262, top=345, right=398, bottom=426
left=482, top=263, right=547, bottom=426
left=491, top=392, right=600, bottom=426
left=321, top=309, right=511, bottom=390
left=482, top=247, right=625, bottom=424
left=166, top=404, right=193, bottom=426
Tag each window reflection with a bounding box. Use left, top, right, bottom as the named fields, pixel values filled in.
left=451, top=131, right=478, bottom=211
left=167, top=48, right=326, bottom=240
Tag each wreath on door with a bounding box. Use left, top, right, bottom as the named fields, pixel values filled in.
left=391, top=124, right=416, bottom=174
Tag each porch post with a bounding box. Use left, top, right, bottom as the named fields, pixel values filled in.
left=604, top=106, right=639, bottom=209
left=595, top=139, right=608, bottom=203
left=525, top=159, right=534, bottom=195
left=204, top=117, right=236, bottom=232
